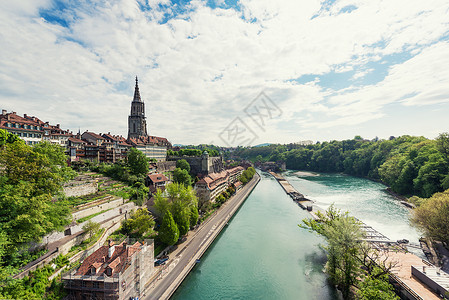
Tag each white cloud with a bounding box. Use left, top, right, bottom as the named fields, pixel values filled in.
left=0, top=0, right=448, bottom=145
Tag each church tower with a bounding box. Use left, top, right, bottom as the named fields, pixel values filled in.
left=128, top=77, right=148, bottom=139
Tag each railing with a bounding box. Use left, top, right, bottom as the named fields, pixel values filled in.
left=389, top=273, right=424, bottom=300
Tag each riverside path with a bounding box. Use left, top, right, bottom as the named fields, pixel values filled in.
left=142, top=173, right=260, bottom=300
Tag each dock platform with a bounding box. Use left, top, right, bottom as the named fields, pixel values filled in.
left=269, top=171, right=315, bottom=211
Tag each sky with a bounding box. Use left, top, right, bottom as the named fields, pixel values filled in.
left=0, top=0, right=448, bottom=146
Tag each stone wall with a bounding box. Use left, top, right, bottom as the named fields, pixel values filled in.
left=168, top=155, right=223, bottom=176
left=34, top=199, right=134, bottom=250
left=72, top=197, right=125, bottom=221
left=156, top=161, right=176, bottom=172
left=63, top=182, right=98, bottom=197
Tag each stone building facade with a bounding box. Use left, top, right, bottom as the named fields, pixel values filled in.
left=195, top=166, right=244, bottom=206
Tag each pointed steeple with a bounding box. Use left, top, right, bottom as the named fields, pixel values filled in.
left=133, top=76, right=142, bottom=102
left=128, top=76, right=148, bottom=139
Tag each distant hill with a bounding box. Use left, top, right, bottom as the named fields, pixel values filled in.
left=253, top=143, right=271, bottom=147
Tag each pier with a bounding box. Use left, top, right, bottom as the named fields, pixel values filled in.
left=268, top=171, right=315, bottom=211
left=269, top=171, right=447, bottom=300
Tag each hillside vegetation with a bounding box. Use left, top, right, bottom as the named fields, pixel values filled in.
left=235, top=134, right=449, bottom=198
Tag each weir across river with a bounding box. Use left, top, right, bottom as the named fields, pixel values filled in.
left=268, top=171, right=448, bottom=300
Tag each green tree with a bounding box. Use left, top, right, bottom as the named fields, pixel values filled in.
left=154, top=189, right=170, bottom=218
left=436, top=132, right=449, bottom=161
left=82, top=220, right=100, bottom=239
left=357, top=267, right=400, bottom=300
left=127, top=148, right=148, bottom=176
left=173, top=167, right=192, bottom=186
left=33, top=141, right=76, bottom=182
left=189, top=205, right=199, bottom=228
left=0, top=142, right=62, bottom=195
left=130, top=182, right=149, bottom=206
left=122, top=208, right=155, bottom=237
left=0, top=129, right=22, bottom=147
left=154, top=183, right=198, bottom=234
left=412, top=189, right=449, bottom=245
left=176, top=159, right=191, bottom=173
left=159, top=211, right=179, bottom=246
left=0, top=141, right=72, bottom=265
left=301, top=205, right=365, bottom=299
left=0, top=181, right=71, bottom=247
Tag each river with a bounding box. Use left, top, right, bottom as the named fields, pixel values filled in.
left=172, top=170, right=421, bottom=299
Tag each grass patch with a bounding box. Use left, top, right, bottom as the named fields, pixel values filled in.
left=76, top=208, right=113, bottom=224
left=108, top=231, right=127, bottom=243
left=66, top=194, right=108, bottom=209
left=106, top=186, right=132, bottom=199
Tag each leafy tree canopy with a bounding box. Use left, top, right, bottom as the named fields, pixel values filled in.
left=173, top=167, right=192, bottom=186
left=127, top=148, right=149, bottom=176
left=412, top=189, right=449, bottom=245
left=158, top=211, right=179, bottom=246
left=176, top=159, right=191, bottom=173
left=122, top=208, right=155, bottom=237
left=154, top=183, right=198, bottom=235
left=233, top=134, right=449, bottom=197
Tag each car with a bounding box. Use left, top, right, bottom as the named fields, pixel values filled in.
left=154, top=258, right=168, bottom=266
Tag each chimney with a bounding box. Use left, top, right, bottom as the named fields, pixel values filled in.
left=108, top=240, right=115, bottom=258
left=24, top=114, right=27, bottom=118
left=57, top=124, right=60, bottom=128
left=1, top=109, right=6, bottom=115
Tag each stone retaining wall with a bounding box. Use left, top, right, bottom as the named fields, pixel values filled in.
left=63, top=182, right=98, bottom=197
left=72, top=197, right=124, bottom=221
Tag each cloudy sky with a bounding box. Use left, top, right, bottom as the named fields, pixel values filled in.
left=1, top=0, right=448, bottom=146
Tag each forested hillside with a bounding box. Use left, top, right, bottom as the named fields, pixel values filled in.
left=234, top=134, right=449, bottom=198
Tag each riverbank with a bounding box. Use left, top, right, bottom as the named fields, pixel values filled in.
left=143, top=172, right=260, bottom=300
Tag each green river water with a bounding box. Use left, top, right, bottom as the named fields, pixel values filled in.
left=172, top=170, right=421, bottom=300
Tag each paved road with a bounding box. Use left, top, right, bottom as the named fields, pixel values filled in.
left=143, top=174, right=260, bottom=300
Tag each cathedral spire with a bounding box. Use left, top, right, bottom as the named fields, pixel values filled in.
left=133, top=76, right=141, bottom=102
left=128, top=77, right=148, bottom=139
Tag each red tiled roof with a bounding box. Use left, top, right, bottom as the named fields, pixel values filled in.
left=127, top=135, right=171, bottom=147
left=75, top=241, right=142, bottom=276
left=0, top=112, right=42, bottom=126
left=82, top=131, right=104, bottom=140
left=68, top=137, right=85, bottom=144
left=102, top=133, right=119, bottom=142
left=147, top=173, right=169, bottom=184
left=196, top=167, right=244, bottom=190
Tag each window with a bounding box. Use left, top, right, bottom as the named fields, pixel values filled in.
left=93, top=282, right=99, bottom=289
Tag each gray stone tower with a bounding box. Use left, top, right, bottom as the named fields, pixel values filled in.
left=128, top=77, right=148, bottom=139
